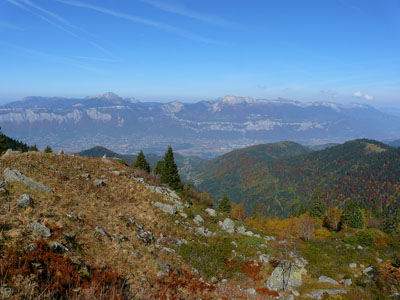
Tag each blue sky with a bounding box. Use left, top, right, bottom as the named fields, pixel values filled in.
left=0, top=0, right=399, bottom=106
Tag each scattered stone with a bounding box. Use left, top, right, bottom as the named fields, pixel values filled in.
left=127, top=217, right=144, bottom=231
left=30, top=222, right=51, bottom=238
left=205, top=208, right=217, bottom=217
left=102, top=155, right=111, bottom=163
left=1, top=285, right=13, bottom=298
left=195, top=226, right=213, bottom=237
left=221, top=279, right=228, bottom=283
left=363, top=266, right=374, bottom=275
left=17, top=194, right=33, bottom=208
left=259, top=254, right=270, bottom=263
left=286, top=295, right=295, bottom=300
left=265, top=260, right=307, bottom=291
left=4, top=168, right=52, bottom=193
left=264, top=235, right=276, bottom=241
left=81, top=173, right=91, bottom=180
left=180, top=212, right=188, bottom=218
left=66, top=213, right=78, bottom=221
left=137, top=231, right=155, bottom=245
left=74, top=166, right=81, bottom=170
left=360, top=264, right=365, bottom=269
left=292, top=290, right=300, bottom=296
left=112, top=171, right=121, bottom=176
left=112, top=233, right=129, bottom=242
left=349, top=263, right=357, bottom=269
left=357, top=245, right=363, bottom=250
left=219, top=218, right=235, bottom=234
left=24, top=243, right=37, bottom=252
left=231, top=241, right=238, bottom=248
left=306, top=289, right=347, bottom=299
left=162, top=247, right=175, bottom=253
left=194, top=215, right=204, bottom=226
left=50, top=242, right=69, bottom=253
left=244, top=288, right=257, bottom=295
left=211, top=277, right=218, bottom=283
left=154, top=260, right=169, bottom=272
left=318, top=275, right=339, bottom=285
left=95, top=226, right=108, bottom=237
left=93, top=179, right=105, bottom=187
left=153, top=202, right=177, bottom=215
left=377, top=258, right=383, bottom=263
left=339, top=278, right=352, bottom=286
left=132, top=251, right=141, bottom=258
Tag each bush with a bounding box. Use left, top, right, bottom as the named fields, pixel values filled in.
left=178, top=237, right=234, bottom=277
left=44, top=145, right=53, bottom=153
left=313, top=227, right=331, bottom=239
left=343, top=229, right=384, bottom=247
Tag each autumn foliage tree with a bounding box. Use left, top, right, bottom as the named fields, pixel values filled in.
left=299, top=214, right=315, bottom=241
left=324, top=206, right=343, bottom=231
left=230, top=202, right=248, bottom=221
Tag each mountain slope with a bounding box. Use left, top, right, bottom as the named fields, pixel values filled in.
left=388, top=139, right=400, bottom=148
left=77, top=146, right=206, bottom=179
left=193, top=139, right=400, bottom=216
left=2, top=93, right=400, bottom=157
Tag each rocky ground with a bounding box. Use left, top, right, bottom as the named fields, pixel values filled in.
left=0, top=151, right=395, bottom=299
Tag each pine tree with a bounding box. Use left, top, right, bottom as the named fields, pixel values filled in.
left=382, top=216, right=398, bottom=234
left=155, top=146, right=182, bottom=191
left=349, top=207, right=365, bottom=229
left=29, top=144, right=38, bottom=151
left=44, top=146, right=53, bottom=153
left=133, top=150, right=150, bottom=173
left=154, top=160, right=165, bottom=176
left=310, top=198, right=327, bottom=218
left=218, top=193, right=231, bottom=213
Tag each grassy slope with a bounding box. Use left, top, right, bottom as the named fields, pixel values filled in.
left=195, top=139, right=400, bottom=216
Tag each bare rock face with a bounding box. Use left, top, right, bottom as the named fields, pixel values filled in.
left=306, top=289, right=347, bottom=299
left=265, top=260, right=307, bottom=291
left=3, top=168, right=52, bottom=193
left=17, top=194, right=33, bottom=208
left=318, top=275, right=339, bottom=285
left=30, top=222, right=51, bottom=238
left=218, top=218, right=235, bottom=234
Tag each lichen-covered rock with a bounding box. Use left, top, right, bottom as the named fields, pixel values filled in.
left=137, top=231, right=154, bottom=245
left=93, top=179, right=105, bottom=187
left=17, top=194, right=33, bottom=208
left=195, top=226, right=213, bottom=237
left=30, top=222, right=51, bottom=238
left=318, top=275, right=339, bottom=285
left=205, top=208, right=217, bottom=217
left=219, top=218, right=235, bottom=234
left=265, top=260, right=306, bottom=291
left=306, top=289, right=347, bottom=299
left=194, top=215, right=204, bottom=225
left=50, top=242, right=69, bottom=253
left=4, top=168, right=52, bottom=193
left=153, top=201, right=177, bottom=215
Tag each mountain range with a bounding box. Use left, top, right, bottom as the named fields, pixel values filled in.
left=1, top=92, right=400, bottom=158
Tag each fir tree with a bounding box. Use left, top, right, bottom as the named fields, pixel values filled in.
left=310, top=198, right=327, bottom=218
left=44, top=146, right=53, bottom=153
left=382, top=216, right=398, bottom=234
left=29, top=144, right=38, bottom=151
left=155, top=146, right=182, bottom=191
left=154, top=160, right=165, bottom=176
left=218, top=193, right=231, bottom=213
left=349, top=207, right=365, bottom=229
left=133, top=150, right=150, bottom=173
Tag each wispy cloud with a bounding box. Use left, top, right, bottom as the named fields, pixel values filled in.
left=0, top=21, right=24, bottom=31
left=4, top=43, right=103, bottom=73
left=55, top=0, right=222, bottom=44
left=353, top=91, right=374, bottom=100
left=74, top=56, right=119, bottom=63
left=140, top=0, right=235, bottom=28
left=257, top=84, right=267, bottom=89
left=5, top=0, right=115, bottom=58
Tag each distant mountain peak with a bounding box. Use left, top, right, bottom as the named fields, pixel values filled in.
left=87, top=92, right=121, bottom=100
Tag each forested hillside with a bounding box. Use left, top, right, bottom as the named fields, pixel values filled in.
left=0, top=128, right=32, bottom=153
left=194, top=139, right=400, bottom=216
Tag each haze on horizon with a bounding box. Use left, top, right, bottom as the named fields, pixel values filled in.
left=1, top=0, right=399, bottom=107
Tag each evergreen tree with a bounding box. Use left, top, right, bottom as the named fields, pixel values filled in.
left=218, top=193, right=231, bottom=213
left=382, top=216, right=398, bottom=234
left=44, top=146, right=53, bottom=153
left=310, top=198, right=327, bottom=218
left=155, top=146, right=182, bottom=191
left=349, top=207, right=365, bottom=229
left=154, top=160, right=165, bottom=176
left=133, top=150, right=150, bottom=173
left=29, top=144, right=38, bottom=151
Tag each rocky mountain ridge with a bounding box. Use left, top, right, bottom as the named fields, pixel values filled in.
left=1, top=93, right=400, bottom=157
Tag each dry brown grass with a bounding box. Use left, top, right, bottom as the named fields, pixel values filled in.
left=0, top=152, right=207, bottom=299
